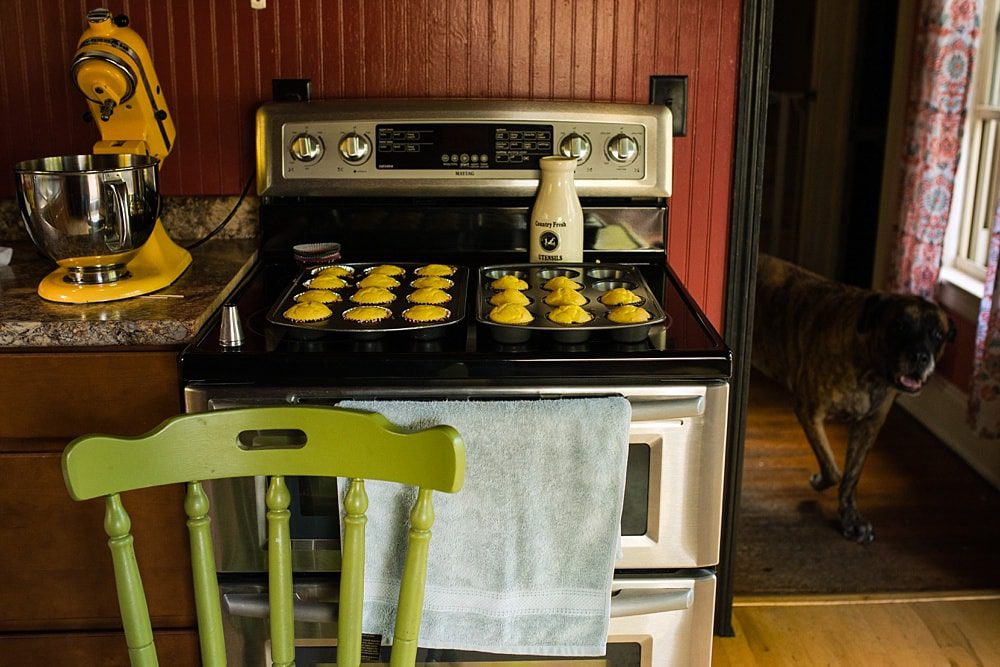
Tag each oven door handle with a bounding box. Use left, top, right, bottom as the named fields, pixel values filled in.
left=223, top=593, right=337, bottom=623
left=630, top=396, right=704, bottom=421
left=224, top=588, right=693, bottom=621
left=609, top=587, right=693, bottom=617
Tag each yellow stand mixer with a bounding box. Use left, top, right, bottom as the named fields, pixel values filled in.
left=36, top=8, right=191, bottom=303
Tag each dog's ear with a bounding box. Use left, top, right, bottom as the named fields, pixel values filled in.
left=858, top=294, right=888, bottom=334
left=946, top=316, right=957, bottom=343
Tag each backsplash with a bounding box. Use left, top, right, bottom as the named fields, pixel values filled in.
left=0, top=196, right=259, bottom=243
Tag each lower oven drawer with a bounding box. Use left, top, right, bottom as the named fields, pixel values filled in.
left=189, top=383, right=728, bottom=571
left=218, top=571, right=716, bottom=666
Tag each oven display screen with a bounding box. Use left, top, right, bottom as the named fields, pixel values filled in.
left=375, top=123, right=555, bottom=170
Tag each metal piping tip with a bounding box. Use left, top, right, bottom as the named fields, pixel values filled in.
left=219, top=303, right=244, bottom=348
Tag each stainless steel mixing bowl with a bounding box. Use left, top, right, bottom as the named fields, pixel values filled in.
left=14, top=154, right=161, bottom=284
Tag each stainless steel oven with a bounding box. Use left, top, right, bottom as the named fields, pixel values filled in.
left=180, top=99, right=731, bottom=665
left=184, top=383, right=728, bottom=573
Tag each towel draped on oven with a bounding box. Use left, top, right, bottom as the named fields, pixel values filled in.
left=337, top=397, right=631, bottom=657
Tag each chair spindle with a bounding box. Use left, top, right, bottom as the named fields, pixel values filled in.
left=104, top=493, right=158, bottom=667
left=339, top=478, right=369, bottom=667
left=390, top=488, right=435, bottom=667
left=184, top=481, right=226, bottom=667
left=266, top=476, right=295, bottom=667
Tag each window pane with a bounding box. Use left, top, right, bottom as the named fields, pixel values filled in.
left=991, top=9, right=1000, bottom=106
left=968, top=118, right=999, bottom=268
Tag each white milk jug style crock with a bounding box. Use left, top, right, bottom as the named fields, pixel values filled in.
left=529, top=156, right=584, bottom=263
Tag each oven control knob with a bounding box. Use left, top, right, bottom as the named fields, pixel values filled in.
left=559, top=133, right=591, bottom=163
left=338, top=132, right=372, bottom=164
left=289, top=133, right=324, bottom=163
left=606, top=133, right=639, bottom=164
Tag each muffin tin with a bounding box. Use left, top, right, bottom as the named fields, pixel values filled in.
left=477, top=263, right=668, bottom=344
left=267, top=262, right=467, bottom=340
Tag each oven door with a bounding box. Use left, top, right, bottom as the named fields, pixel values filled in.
left=186, top=383, right=727, bottom=572
left=217, top=572, right=715, bottom=666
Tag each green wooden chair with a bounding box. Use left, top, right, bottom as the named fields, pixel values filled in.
left=62, top=406, right=465, bottom=667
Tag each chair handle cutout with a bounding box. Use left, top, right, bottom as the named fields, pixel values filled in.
left=237, top=429, right=308, bottom=450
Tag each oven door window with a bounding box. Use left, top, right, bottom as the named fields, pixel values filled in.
left=294, top=643, right=642, bottom=666
left=286, top=476, right=342, bottom=542
left=620, top=442, right=650, bottom=536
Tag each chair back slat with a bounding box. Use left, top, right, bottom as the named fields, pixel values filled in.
left=266, top=476, right=295, bottom=667
left=184, top=482, right=226, bottom=667
left=63, top=407, right=464, bottom=500
left=338, top=478, right=369, bottom=667
left=62, top=406, right=465, bottom=667
left=104, top=494, right=158, bottom=667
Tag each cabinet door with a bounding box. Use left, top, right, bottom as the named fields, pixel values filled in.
left=0, top=351, right=181, bottom=439
left=0, top=350, right=194, bottom=632
left=0, top=451, right=195, bottom=631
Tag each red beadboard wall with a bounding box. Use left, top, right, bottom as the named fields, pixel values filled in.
left=0, top=0, right=741, bottom=330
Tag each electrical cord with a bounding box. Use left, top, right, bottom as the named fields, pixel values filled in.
left=183, top=173, right=256, bottom=250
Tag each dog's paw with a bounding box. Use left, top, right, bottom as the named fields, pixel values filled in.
left=809, top=472, right=840, bottom=491
left=839, top=509, right=875, bottom=544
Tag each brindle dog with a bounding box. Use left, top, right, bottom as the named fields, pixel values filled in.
left=752, top=254, right=954, bottom=544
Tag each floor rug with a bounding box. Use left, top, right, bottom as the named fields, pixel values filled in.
left=734, top=373, right=1000, bottom=595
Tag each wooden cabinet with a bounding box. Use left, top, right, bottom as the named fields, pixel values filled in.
left=0, top=350, right=199, bottom=664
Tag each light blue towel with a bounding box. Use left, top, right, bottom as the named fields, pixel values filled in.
left=337, top=397, right=630, bottom=657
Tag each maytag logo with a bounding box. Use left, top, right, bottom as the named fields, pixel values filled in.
left=455, top=170, right=475, bottom=176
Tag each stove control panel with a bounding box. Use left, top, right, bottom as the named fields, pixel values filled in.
left=258, top=100, right=672, bottom=198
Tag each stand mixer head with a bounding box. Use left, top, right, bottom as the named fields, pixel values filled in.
left=71, top=8, right=176, bottom=160
left=15, top=7, right=191, bottom=303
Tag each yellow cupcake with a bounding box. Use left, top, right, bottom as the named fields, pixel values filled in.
left=358, top=273, right=401, bottom=289
left=607, top=305, right=652, bottom=323
left=343, top=306, right=392, bottom=323
left=283, top=301, right=333, bottom=322
left=315, top=265, right=353, bottom=278
left=543, top=276, right=582, bottom=291
left=491, top=274, right=529, bottom=291
left=295, top=289, right=341, bottom=304
left=599, top=287, right=643, bottom=306
left=489, top=303, right=533, bottom=325
left=544, top=287, right=587, bottom=307
left=408, top=287, right=451, bottom=304
left=307, top=275, right=349, bottom=290
left=415, top=264, right=456, bottom=276
left=368, top=264, right=406, bottom=276
left=490, top=289, right=531, bottom=306
left=350, top=287, right=396, bottom=304
left=548, top=305, right=593, bottom=325
left=411, top=276, right=454, bottom=289
left=402, top=305, right=450, bottom=323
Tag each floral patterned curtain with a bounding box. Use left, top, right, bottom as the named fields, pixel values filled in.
left=891, top=0, right=1000, bottom=436
left=891, top=0, right=981, bottom=297
left=970, top=200, right=1000, bottom=436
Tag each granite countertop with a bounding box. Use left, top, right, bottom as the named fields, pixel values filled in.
left=0, top=196, right=258, bottom=348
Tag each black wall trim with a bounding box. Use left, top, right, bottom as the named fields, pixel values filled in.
left=715, top=0, right=773, bottom=638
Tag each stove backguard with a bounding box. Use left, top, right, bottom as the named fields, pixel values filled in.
left=255, top=99, right=675, bottom=273
left=259, top=198, right=668, bottom=272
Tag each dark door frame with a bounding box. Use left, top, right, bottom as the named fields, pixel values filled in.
left=715, top=0, right=773, bottom=637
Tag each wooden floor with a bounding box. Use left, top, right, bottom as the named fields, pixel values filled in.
left=712, top=592, right=1000, bottom=666
left=714, top=372, right=1000, bottom=664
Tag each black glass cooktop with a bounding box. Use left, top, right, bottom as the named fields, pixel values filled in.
left=181, top=261, right=730, bottom=387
